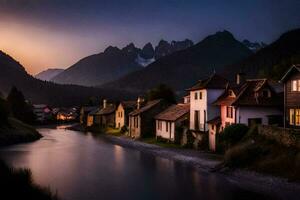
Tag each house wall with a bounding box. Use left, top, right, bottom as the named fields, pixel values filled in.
left=284, top=72, right=300, bottom=128
left=115, top=104, right=125, bottom=129
left=101, top=113, right=115, bottom=127
left=237, top=106, right=282, bottom=125
left=156, top=120, right=175, bottom=141
left=220, top=105, right=236, bottom=130
left=190, top=89, right=224, bottom=132
left=129, top=115, right=141, bottom=138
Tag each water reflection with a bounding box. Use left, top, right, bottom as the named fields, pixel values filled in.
left=0, top=127, right=277, bottom=200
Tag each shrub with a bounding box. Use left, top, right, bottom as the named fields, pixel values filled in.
left=220, top=124, right=249, bottom=148
left=120, top=125, right=128, bottom=134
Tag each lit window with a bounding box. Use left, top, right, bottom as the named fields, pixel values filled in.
left=292, top=80, right=300, bottom=91
left=296, top=109, right=300, bottom=126
left=290, top=109, right=295, bottom=125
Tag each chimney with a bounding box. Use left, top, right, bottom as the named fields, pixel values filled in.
left=236, top=72, right=245, bottom=85
left=103, top=99, right=107, bottom=109
left=137, top=97, right=142, bottom=109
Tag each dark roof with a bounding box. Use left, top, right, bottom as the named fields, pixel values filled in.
left=82, top=106, right=98, bottom=113
left=155, top=104, right=190, bottom=121
left=88, top=108, right=100, bottom=115
left=187, top=73, right=228, bottom=91
left=214, top=79, right=282, bottom=107
left=280, top=65, right=300, bottom=82
left=119, top=101, right=136, bottom=110
left=129, top=99, right=161, bottom=116
left=96, top=104, right=116, bottom=115
left=207, top=116, right=221, bottom=125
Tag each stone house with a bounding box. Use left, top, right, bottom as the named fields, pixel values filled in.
left=128, top=99, right=168, bottom=139
left=94, top=100, right=116, bottom=128
left=280, top=65, right=300, bottom=129
left=115, top=101, right=136, bottom=129
left=155, top=103, right=190, bottom=143
left=80, top=106, right=98, bottom=125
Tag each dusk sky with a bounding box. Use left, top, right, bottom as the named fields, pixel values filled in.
left=0, top=0, right=300, bottom=75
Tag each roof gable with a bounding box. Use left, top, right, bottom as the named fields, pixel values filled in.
left=280, top=65, right=300, bottom=83
left=129, top=99, right=162, bottom=116
left=187, top=73, right=228, bottom=91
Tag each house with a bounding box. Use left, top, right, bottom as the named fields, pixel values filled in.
left=210, top=78, right=283, bottom=151
left=280, top=65, right=300, bottom=129
left=80, top=106, right=98, bottom=125
left=115, top=101, right=136, bottom=129
left=183, top=95, right=190, bottom=104
left=129, top=98, right=168, bottom=139
left=187, top=73, right=228, bottom=133
left=33, top=104, right=52, bottom=122
left=93, top=100, right=116, bottom=128
left=56, top=108, right=78, bottom=121
left=155, top=103, right=190, bottom=142
left=87, top=108, right=100, bottom=127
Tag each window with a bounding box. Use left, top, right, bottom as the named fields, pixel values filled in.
left=166, top=122, right=169, bottom=132
left=194, top=92, right=198, bottom=100
left=194, top=110, right=200, bottom=130
left=290, top=109, right=295, bottom=125
left=226, top=106, right=233, bottom=118
left=296, top=109, right=300, bottom=126
left=292, top=80, right=300, bottom=92
left=199, top=92, right=202, bottom=99
left=157, top=120, right=162, bottom=130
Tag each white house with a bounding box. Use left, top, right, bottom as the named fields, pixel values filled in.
left=187, top=73, right=228, bottom=133
left=155, top=104, right=190, bottom=142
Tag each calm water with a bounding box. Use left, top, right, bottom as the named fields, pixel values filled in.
left=0, top=126, right=276, bottom=200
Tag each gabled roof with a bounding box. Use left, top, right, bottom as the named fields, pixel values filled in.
left=155, top=104, right=190, bottom=121
left=119, top=101, right=136, bottom=110
left=88, top=108, right=100, bottom=115
left=96, top=104, right=116, bottom=115
left=187, top=73, right=228, bottom=91
left=280, top=65, right=300, bottom=83
left=129, top=99, right=161, bottom=116
left=214, top=79, right=282, bottom=107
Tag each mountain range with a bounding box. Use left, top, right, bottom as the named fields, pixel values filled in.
left=0, top=51, right=133, bottom=106
left=101, top=31, right=253, bottom=93
left=35, top=68, right=64, bottom=81
left=51, top=39, right=193, bottom=86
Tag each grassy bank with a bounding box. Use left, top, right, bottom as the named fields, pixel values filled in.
left=0, top=117, right=42, bottom=146
left=222, top=126, right=300, bottom=180
left=0, top=160, right=59, bottom=200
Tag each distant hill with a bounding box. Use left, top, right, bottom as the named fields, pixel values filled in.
left=224, top=28, right=300, bottom=80
left=102, top=30, right=253, bottom=93
left=0, top=51, right=133, bottom=106
left=51, top=39, right=193, bottom=86
left=35, top=68, right=64, bottom=81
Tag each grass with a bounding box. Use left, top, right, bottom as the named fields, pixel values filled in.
left=0, top=160, right=59, bottom=200
left=141, top=137, right=183, bottom=149
left=0, top=117, right=42, bottom=146
left=105, top=127, right=123, bottom=136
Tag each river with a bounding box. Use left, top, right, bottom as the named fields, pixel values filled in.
left=0, top=126, right=278, bottom=200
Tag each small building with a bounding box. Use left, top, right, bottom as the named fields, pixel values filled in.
left=87, top=108, right=100, bottom=127
left=115, top=101, right=136, bottom=129
left=155, top=104, right=190, bottom=142
left=183, top=95, right=190, bottom=104
left=80, top=106, right=98, bottom=125
left=280, top=65, right=300, bottom=129
left=187, top=73, right=229, bottom=133
left=209, top=78, right=283, bottom=151
left=94, top=100, right=116, bottom=128
left=33, top=104, right=52, bottom=122
left=129, top=99, right=168, bottom=139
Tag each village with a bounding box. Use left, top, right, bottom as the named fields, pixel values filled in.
left=69, top=65, right=300, bottom=153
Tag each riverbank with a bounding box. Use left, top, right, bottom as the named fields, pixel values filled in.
left=0, top=117, right=42, bottom=146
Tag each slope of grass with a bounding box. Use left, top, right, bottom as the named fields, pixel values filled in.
left=223, top=128, right=300, bottom=180
left=0, top=117, right=42, bottom=146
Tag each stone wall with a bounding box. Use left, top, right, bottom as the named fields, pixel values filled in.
left=257, top=125, right=300, bottom=149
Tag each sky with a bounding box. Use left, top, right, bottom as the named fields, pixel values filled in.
left=0, top=0, right=300, bottom=75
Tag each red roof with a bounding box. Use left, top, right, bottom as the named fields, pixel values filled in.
left=214, top=79, right=282, bottom=107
